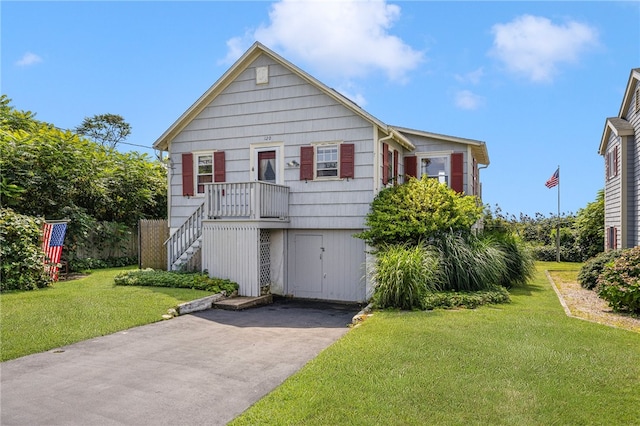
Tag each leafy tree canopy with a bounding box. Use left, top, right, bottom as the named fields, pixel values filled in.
left=75, top=113, right=131, bottom=149
left=0, top=95, right=167, bottom=228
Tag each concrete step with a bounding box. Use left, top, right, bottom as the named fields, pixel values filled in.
left=214, top=295, right=273, bottom=311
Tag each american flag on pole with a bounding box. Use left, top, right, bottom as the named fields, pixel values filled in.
left=545, top=168, right=559, bottom=188
left=42, top=222, right=67, bottom=280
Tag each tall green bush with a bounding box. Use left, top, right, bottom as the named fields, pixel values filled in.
left=596, top=247, right=640, bottom=314
left=0, top=208, right=51, bottom=291
left=578, top=250, right=622, bottom=290
left=357, top=177, right=482, bottom=247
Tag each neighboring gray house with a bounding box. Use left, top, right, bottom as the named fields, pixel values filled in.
left=599, top=68, right=640, bottom=250
left=152, top=42, right=489, bottom=303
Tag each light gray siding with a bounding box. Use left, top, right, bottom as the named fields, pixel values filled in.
left=625, top=80, right=640, bottom=247
left=604, top=132, right=622, bottom=248
left=168, top=54, right=375, bottom=230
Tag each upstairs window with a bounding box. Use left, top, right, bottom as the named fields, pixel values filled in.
left=421, top=156, right=449, bottom=185
left=606, top=145, right=619, bottom=180
left=196, top=154, right=213, bottom=194
left=300, top=143, right=354, bottom=180
left=181, top=151, right=225, bottom=197
left=316, top=145, right=338, bottom=177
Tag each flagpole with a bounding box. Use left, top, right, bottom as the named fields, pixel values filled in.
left=556, top=165, right=560, bottom=262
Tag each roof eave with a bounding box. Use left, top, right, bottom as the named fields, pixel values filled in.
left=152, top=43, right=266, bottom=151
left=394, top=126, right=489, bottom=165
left=618, top=68, right=640, bottom=118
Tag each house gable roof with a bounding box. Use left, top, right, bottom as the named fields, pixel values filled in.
left=599, top=68, right=640, bottom=155
left=394, top=126, right=490, bottom=165
left=153, top=42, right=414, bottom=151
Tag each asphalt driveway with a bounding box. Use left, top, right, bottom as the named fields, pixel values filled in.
left=1, top=299, right=360, bottom=426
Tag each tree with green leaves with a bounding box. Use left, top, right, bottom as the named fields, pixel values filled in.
left=1, top=96, right=167, bottom=272
left=75, top=113, right=131, bottom=149
left=574, top=189, right=604, bottom=260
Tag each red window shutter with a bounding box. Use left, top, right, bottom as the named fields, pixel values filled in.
left=213, top=151, right=225, bottom=182
left=382, top=143, right=389, bottom=185
left=300, top=146, right=314, bottom=180
left=393, top=150, right=399, bottom=185
left=182, top=153, right=194, bottom=196
left=340, top=143, right=355, bottom=179
left=451, top=152, right=464, bottom=193
left=613, top=227, right=618, bottom=249
left=405, top=155, right=417, bottom=178
left=614, top=145, right=619, bottom=177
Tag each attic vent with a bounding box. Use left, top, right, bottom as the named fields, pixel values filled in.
left=256, top=66, right=269, bottom=85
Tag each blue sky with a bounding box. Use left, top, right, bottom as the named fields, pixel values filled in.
left=3, top=1, right=639, bottom=217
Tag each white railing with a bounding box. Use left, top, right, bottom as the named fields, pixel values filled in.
left=166, top=202, right=204, bottom=269
left=205, top=182, right=289, bottom=220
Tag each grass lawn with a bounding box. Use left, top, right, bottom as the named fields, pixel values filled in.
left=231, top=262, right=640, bottom=425
left=0, top=266, right=216, bottom=361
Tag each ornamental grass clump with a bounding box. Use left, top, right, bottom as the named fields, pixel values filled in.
left=596, top=246, right=640, bottom=314
left=431, top=231, right=507, bottom=292
left=369, top=244, right=440, bottom=310
left=486, top=232, right=536, bottom=288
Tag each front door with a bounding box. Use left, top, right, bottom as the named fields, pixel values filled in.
left=258, top=151, right=277, bottom=183
left=292, top=234, right=323, bottom=298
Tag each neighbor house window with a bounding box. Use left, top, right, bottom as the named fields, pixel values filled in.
left=606, top=146, right=619, bottom=180
left=316, top=144, right=339, bottom=177
left=420, top=156, right=449, bottom=184
left=607, top=226, right=617, bottom=250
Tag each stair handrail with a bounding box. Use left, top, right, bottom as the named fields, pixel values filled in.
left=165, top=202, right=205, bottom=269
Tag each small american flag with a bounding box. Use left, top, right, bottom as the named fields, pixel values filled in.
left=545, top=168, right=559, bottom=189
left=43, top=222, right=67, bottom=280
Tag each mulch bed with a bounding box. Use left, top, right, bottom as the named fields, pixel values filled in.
left=547, top=270, right=640, bottom=333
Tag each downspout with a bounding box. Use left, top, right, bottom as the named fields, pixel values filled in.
left=478, top=164, right=489, bottom=201
left=377, top=131, right=395, bottom=192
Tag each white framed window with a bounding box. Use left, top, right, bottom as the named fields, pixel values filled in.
left=195, top=153, right=213, bottom=194
left=419, top=154, right=450, bottom=185
left=316, top=144, right=339, bottom=178
left=606, top=146, right=618, bottom=180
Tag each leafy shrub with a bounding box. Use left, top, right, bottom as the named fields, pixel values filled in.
left=596, top=247, right=640, bottom=314
left=0, top=208, right=51, bottom=291
left=357, top=177, right=482, bottom=247
left=369, top=244, right=440, bottom=310
left=529, top=244, right=582, bottom=262
left=423, top=286, right=510, bottom=310
left=70, top=256, right=137, bottom=272
left=578, top=250, right=623, bottom=290
left=114, top=269, right=238, bottom=295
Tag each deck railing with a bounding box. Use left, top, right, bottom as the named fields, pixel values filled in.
left=205, top=181, right=289, bottom=220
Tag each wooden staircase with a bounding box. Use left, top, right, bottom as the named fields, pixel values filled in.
left=166, top=202, right=204, bottom=271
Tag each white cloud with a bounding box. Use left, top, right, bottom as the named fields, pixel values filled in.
left=455, top=90, right=484, bottom=110
left=454, top=67, right=484, bottom=85
left=223, top=0, right=423, bottom=82
left=490, top=15, right=598, bottom=83
left=16, top=52, right=43, bottom=67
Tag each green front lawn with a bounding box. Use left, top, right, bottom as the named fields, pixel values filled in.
left=0, top=267, right=215, bottom=361
left=231, top=263, right=640, bottom=425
